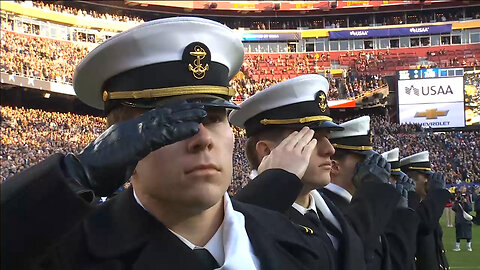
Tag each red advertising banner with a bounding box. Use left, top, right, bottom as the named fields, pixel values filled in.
left=127, top=1, right=431, bottom=11
left=336, top=1, right=374, bottom=8
left=336, top=1, right=434, bottom=9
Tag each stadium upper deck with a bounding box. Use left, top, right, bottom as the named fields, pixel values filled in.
left=1, top=1, right=479, bottom=106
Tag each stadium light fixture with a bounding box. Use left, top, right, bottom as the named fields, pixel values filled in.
left=43, top=92, right=50, bottom=99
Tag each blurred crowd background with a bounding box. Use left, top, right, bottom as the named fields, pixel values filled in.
left=2, top=106, right=478, bottom=195
left=1, top=1, right=479, bottom=196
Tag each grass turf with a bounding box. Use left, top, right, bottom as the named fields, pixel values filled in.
left=440, top=210, right=480, bottom=269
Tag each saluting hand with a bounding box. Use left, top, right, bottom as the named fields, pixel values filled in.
left=63, top=102, right=206, bottom=197
left=258, top=127, right=317, bottom=180
left=397, top=171, right=416, bottom=193
left=352, top=153, right=391, bottom=187
left=428, top=172, right=446, bottom=191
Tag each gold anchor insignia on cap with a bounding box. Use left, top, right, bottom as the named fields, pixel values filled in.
left=318, top=92, right=327, bottom=112
left=188, top=45, right=209, bottom=80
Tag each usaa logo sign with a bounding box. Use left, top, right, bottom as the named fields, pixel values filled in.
left=405, top=84, right=454, bottom=96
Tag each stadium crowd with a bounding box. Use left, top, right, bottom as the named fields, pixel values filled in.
left=9, top=1, right=480, bottom=32
left=464, top=72, right=480, bottom=126
left=0, top=107, right=105, bottom=182
left=344, top=50, right=390, bottom=72
left=2, top=106, right=478, bottom=194
left=370, top=115, right=480, bottom=185
left=30, top=1, right=145, bottom=24
left=0, top=31, right=89, bottom=84
left=224, top=8, right=476, bottom=30
left=233, top=58, right=387, bottom=100
left=0, top=31, right=387, bottom=100
left=1, top=4, right=479, bottom=191
left=240, top=54, right=324, bottom=76
left=2, top=25, right=478, bottom=95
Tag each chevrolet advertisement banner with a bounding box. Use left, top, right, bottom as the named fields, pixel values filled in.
left=399, top=102, right=465, bottom=128
left=397, top=68, right=465, bottom=129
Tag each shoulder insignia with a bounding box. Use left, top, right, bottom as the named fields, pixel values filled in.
left=298, top=224, right=314, bottom=235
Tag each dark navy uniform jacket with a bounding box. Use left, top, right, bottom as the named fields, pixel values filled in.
left=235, top=169, right=401, bottom=270
left=2, top=154, right=328, bottom=270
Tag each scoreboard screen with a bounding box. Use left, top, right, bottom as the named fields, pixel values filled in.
left=464, top=70, right=480, bottom=127
left=397, top=68, right=465, bottom=129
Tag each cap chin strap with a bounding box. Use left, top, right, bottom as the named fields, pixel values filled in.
left=331, top=144, right=373, bottom=151
left=260, top=115, right=333, bottom=125
left=408, top=167, right=432, bottom=171
left=103, top=85, right=234, bottom=101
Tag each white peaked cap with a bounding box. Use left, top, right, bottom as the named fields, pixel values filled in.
left=328, top=116, right=374, bottom=155
left=74, top=17, right=244, bottom=110
left=400, top=151, right=433, bottom=174
left=400, top=151, right=430, bottom=166
left=381, top=148, right=400, bottom=163
left=329, top=116, right=370, bottom=139
left=229, top=74, right=342, bottom=136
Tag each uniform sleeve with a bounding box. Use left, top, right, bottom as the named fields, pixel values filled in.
left=384, top=208, right=419, bottom=270
left=343, top=182, right=400, bottom=246
left=1, top=153, right=93, bottom=270
left=416, top=189, right=451, bottom=235
left=408, top=191, right=421, bottom=211
left=234, top=169, right=302, bottom=213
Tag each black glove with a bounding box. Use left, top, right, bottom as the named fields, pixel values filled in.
left=63, top=102, right=206, bottom=196
left=397, top=171, right=416, bottom=193
left=353, top=153, right=391, bottom=187
left=428, top=172, right=446, bottom=191
left=395, top=184, right=408, bottom=208
left=395, top=183, right=404, bottom=194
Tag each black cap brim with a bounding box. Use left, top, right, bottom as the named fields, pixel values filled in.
left=253, top=120, right=344, bottom=133
left=185, top=96, right=239, bottom=109
left=119, top=95, right=239, bottom=110
left=349, top=149, right=377, bottom=156
left=309, top=121, right=345, bottom=131
left=424, top=170, right=434, bottom=176
left=400, top=167, right=434, bottom=176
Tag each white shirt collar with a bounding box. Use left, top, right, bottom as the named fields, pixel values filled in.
left=249, top=170, right=259, bottom=180
left=133, top=188, right=145, bottom=209
left=168, top=224, right=225, bottom=266
left=291, top=191, right=342, bottom=250
left=133, top=189, right=259, bottom=269
left=292, top=193, right=318, bottom=215
left=310, top=190, right=342, bottom=250
left=324, top=183, right=353, bottom=202
left=310, top=190, right=342, bottom=233
left=134, top=188, right=225, bottom=265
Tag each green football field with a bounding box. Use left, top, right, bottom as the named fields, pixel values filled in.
left=439, top=211, right=480, bottom=269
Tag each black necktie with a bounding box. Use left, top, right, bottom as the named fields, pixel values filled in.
left=316, top=211, right=342, bottom=239
left=304, top=209, right=322, bottom=228
left=193, top=248, right=220, bottom=269
left=304, top=210, right=339, bottom=258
